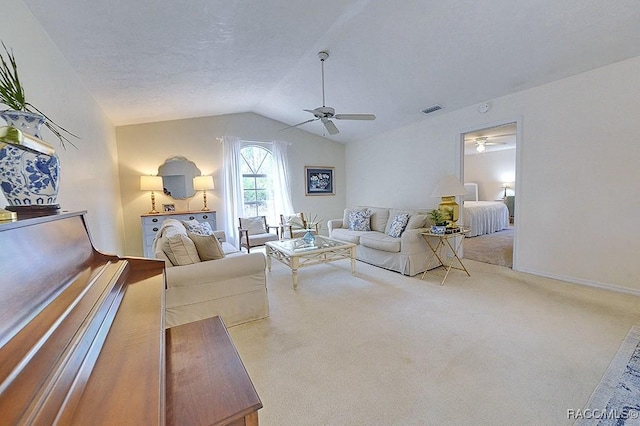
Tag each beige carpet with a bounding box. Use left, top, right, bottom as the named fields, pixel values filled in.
left=463, top=226, right=513, bottom=268
left=228, top=255, right=640, bottom=426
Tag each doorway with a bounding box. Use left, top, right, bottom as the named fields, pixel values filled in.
left=460, top=120, right=518, bottom=268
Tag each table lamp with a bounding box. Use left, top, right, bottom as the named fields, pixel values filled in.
left=193, top=175, right=214, bottom=211
left=501, top=183, right=509, bottom=198
left=430, top=175, right=468, bottom=227
left=140, top=175, right=163, bottom=214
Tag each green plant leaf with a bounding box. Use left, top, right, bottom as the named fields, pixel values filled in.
left=1, top=41, right=79, bottom=149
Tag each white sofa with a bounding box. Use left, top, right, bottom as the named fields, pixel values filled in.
left=328, top=206, right=431, bottom=276
left=152, top=219, right=269, bottom=328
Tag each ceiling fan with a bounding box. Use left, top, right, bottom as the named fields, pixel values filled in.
left=283, top=51, right=376, bottom=135
left=472, top=137, right=506, bottom=153
left=465, top=132, right=515, bottom=153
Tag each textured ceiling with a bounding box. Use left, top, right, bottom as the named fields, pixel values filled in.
left=22, top=0, right=640, bottom=143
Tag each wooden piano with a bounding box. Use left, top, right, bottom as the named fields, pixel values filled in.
left=0, top=211, right=261, bottom=425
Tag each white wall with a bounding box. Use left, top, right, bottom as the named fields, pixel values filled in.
left=347, top=56, right=640, bottom=294
left=465, top=149, right=516, bottom=201
left=116, top=112, right=345, bottom=257
left=1, top=0, right=123, bottom=253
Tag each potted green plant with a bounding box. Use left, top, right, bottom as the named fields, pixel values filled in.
left=0, top=42, right=79, bottom=212
left=428, top=209, right=447, bottom=234
left=0, top=41, right=78, bottom=148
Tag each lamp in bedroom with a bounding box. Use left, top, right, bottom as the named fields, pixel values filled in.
left=431, top=175, right=468, bottom=227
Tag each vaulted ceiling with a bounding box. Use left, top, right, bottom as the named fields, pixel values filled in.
left=22, top=0, right=640, bottom=143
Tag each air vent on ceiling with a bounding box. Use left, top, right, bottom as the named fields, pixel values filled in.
left=420, top=104, right=443, bottom=115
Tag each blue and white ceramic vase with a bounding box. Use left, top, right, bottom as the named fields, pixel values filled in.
left=0, top=110, right=60, bottom=206
left=302, top=229, right=315, bottom=244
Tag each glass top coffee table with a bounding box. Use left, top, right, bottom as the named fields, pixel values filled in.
left=265, top=236, right=357, bottom=289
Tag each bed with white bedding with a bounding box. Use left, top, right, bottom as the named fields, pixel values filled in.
left=462, top=183, right=509, bottom=237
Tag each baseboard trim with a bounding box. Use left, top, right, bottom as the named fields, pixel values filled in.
left=514, top=267, right=640, bottom=297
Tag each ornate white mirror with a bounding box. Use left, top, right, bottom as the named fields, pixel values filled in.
left=157, top=156, right=201, bottom=199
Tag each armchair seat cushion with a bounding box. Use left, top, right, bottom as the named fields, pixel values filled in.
left=241, top=232, right=279, bottom=246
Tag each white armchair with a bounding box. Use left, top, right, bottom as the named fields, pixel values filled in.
left=152, top=219, right=269, bottom=328
left=238, top=216, right=279, bottom=252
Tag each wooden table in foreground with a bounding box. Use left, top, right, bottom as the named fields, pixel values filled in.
left=265, top=236, right=357, bottom=289
left=166, top=316, right=262, bottom=426
left=420, top=228, right=471, bottom=285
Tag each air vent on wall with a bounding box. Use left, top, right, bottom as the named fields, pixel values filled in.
left=420, top=104, right=443, bottom=115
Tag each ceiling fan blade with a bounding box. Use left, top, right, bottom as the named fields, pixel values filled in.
left=321, top=118, right=339, bottom=135
left=281, top=118, right=318, bottom=131
left=334, top=113, right=376, bottom=121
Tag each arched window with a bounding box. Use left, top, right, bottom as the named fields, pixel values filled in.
left=240, top=145, right=274, bottom=219
left=222, top=137, right=294, bottom=247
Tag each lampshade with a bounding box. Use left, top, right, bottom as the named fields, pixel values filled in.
left=430, top=175, right=467, bottom=197
left=193, top=175, right=215, bottom=191
left=140, top=175, right=163, bottom=191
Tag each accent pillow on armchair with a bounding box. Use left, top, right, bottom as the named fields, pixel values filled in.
left=241, top=216, right=268, bottom=234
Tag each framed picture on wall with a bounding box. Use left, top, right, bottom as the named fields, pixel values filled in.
left=305, top=166, right=335, bottom=196
left=163, top=203, right=175, bottom=212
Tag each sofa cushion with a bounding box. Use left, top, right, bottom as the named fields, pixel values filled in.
left=362, top=206, right=390, bottom=232
left=221, top=241, right=241, bottom=256
left=330, top=228, right=368, bottom=244
left=360, top=233, right=401, bottom=253
left=342, top=208, right=368, bottom=228
left=182, top=219, right=214, bottom=236
left=407, top=214, right=428, bottom=229
left=187, top=230, right=226, bottom=260
left=348, top=210, right=372, bottom=231
left=161, top=219, right=188, bottom=237
left=385, top=209, right=421, bottom=234
left=162, top=234, right=201, bottom=266
left=387, top=213, right=410, bottom=237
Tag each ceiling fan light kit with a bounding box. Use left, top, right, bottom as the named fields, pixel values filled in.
left=283, top=51, right=376, bottom=135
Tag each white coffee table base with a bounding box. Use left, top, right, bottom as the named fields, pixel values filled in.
left=266, top=240, right=356, bottom=289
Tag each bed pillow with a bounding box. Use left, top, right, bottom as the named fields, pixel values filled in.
left=187, top=230, right=225, bottom=260
left=387, top=213, right=410, bottom=238
left=162, top=234, right=201, bottom=266
left=348, top=209, right=372, bottom=231
left=182, top=219, right=214, bottom=236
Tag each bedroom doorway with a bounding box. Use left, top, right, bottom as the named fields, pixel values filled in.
left=460, top=120, right=518, bottom=268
